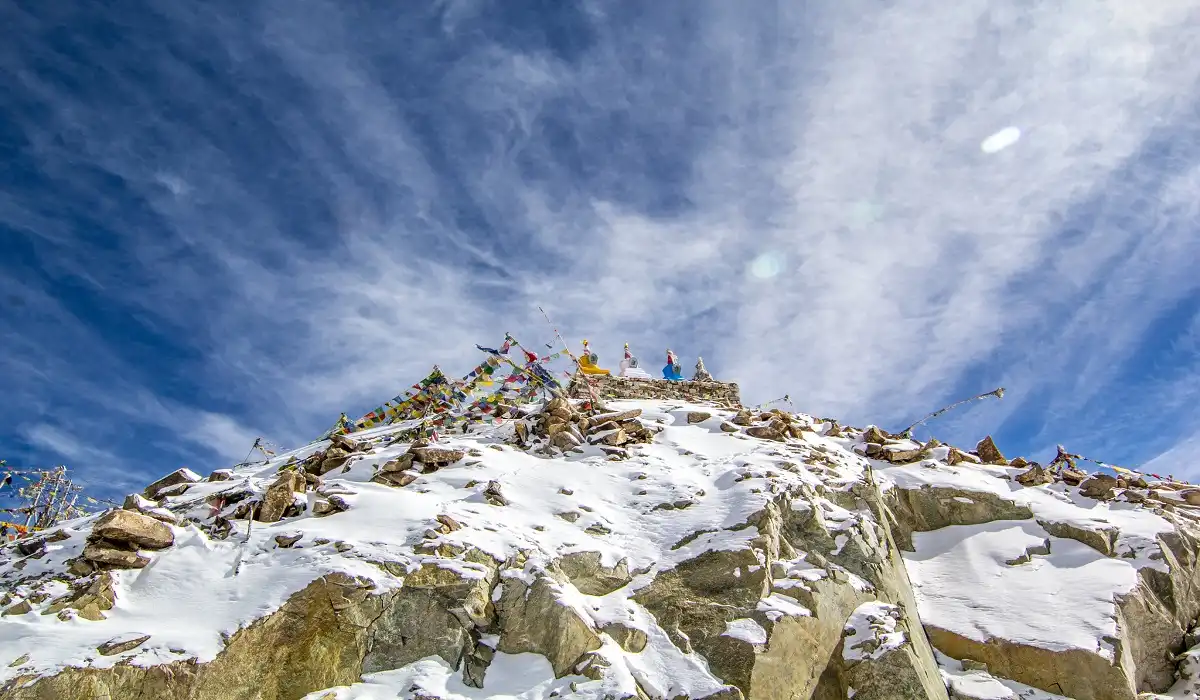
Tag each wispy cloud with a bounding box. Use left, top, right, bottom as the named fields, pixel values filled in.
left=3, top=0, right=1200, bottom=499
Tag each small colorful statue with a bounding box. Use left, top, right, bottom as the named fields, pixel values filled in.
left=578, top=339, right=611, bottom=375
left=662, top=349, right=684, bottom=381
left=619, top=343, right=652, bottom=379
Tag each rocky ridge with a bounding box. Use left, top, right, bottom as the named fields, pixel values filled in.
left=1, top=399, right=1199, bottom=699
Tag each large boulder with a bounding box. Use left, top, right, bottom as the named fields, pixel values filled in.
left=256, top=472, right=307, bottom=523
left=91, top=509, right=174, bottom=550
left=143, top=468, right=201, bottom=500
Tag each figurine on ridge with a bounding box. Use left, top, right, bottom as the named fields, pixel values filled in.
left=578, top=340, right=611, bottom=376
left=662, top=349, right=685, bottom=381
left=692, top=356, right=714, bottom=382
left=619, top=343, right=652, bottom=379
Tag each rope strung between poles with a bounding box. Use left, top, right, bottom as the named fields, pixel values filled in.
left=898, top=387, right=1005, bottom=438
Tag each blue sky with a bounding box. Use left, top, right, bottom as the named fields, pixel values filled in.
left=3, top=0, right=1200, bottom=502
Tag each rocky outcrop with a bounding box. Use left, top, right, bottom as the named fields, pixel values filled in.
left=568, top=374, right=742, bottom=407
left=142, top=468, right=201, bottom=500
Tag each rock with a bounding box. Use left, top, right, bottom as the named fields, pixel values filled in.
left=732, top=410, right=755, bottom=426
left=1181, top=489, right=1200, bottom=507
left=378, top=454, right=414, bottom=473
left=686, top=411, right=712, bottom=424
left=44, top=572, right=118, bottom=621
left=122, top=493, right=179, bottom=525
left=97, top=634, right=151, bottom=656
left=881, top=446, right=925, bottom=464
left=311, top=496, right=350, bottom=516
left=496, top=573, right=603, bottom=677
left=863, top=426, right=889, bottom=444
left=483, top=481, right=509, bottom=507
left=555, top=552, right=632, bottom=595
left=328, top=433, right=361, bottom=452
left=600, top=622, right=648, bottom=652
left=143, top=468, right=201, bottom=499
left=1015, top=465, right=1055, bottom=487
left=2, top=601, right=32, bottom=616
left=746, top=426, right=787, bottom=442
left=207, top=469, right=234, bottom=482
left=720, top=422, right=739, bottom=433
left=8, top=653, right=28, bottom=668
left=1079, top=474, right=1120, bottom=501
left=275, top=534, right=303, bottom=548
left=371, top=471, right=419, bottom=489
left=409, top=447, right=466, bottom=468
left=1009, top=457, right=1029, bottom=469
left=1060, top=468, right=1088, bottom=486
left=975, top=436, right=1007, bottom=465
left=82, top=541, right=150, bottom=569
left=14, top=539, right=46, bottom=557
left=550, top=431, right=581, bottom=450
left=589, top=428, right=628, bottom=447
left=256, top=471, right=307, bottom=523
left=590, top=408, right=642, bottom=425
left=91, top=509, right=175, bottom=550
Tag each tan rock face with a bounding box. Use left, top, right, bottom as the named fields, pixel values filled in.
left=974, top=437, right=1007, bottom=465
left=91, top=510, right=174, bottom=550
left=256, top=472, right=307, bottom=523
left=143, top=468, right=201, bottom=499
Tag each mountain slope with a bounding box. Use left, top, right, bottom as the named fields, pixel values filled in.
left=2, top=396, right=1200, bottom=700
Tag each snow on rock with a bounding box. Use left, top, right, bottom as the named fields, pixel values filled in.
left=843, top=602, right=905, bottom=662
left=5, top=397, right=1200, bottom=699
left=721, top=618, right=768, bottom=646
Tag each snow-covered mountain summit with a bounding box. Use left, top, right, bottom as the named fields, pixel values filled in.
left=3, top=394, right=1200, bottom=700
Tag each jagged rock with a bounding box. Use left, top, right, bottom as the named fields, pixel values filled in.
left=1060, top=468, right=1088, bottom=486
left=550, top=431, right=581, bottom=450
left=82, top=541, right=150, bottom=570
left=97, top=634, right=151, bottom=656
left=589, top=428, right=628, bottom=446
left=863, top=426, right=889, bottom=444
left=590, top=408, right=642, bottom=425
left=379, top=454, right=414, bottom=473
left=881, top=445, right=925, bottom=464
left=410, top=446, right=466, bottom=468
left=483, top=481, right=509, bottom=506
left=496, top=573, right=603, bottom=677
left=371, top=471, right=418, bottom=489
left=1079, top=474, right=1119, bottom=501
left=328, top=433, right=361, bottom=452
left=461, top=641, right=495, bottom=688
left=1015, top=465, right=1055, bottom=487
left=14, top=539, right=45, bottom=557
left=975, top=436, right=1007, bottom=465
left=732, top=410, right=755, bottom=426
left=122, top=493, right=179, bottom=524
left=311, top=495, right=349, bottom=516
left=143, top=468, right=201, bottom=499
left=207, top=469, right=234, bottom=482
left=600, top=622, right=648, bottom=652
left=555, top=551, right=632, bottom=595
left=746, top=426, right=787, bottom=442
left=256, top=471, right=307, bottom=523
left=45, top=572, right=118, bottom=621
left=1009, top=456, right=1029, bottom=469
left=275, top=534, right=303, bottom=548
left=1, top=601, right=31, bottom=617
left=92, top=509, right=175, bottom=550
left=687, top=411, right=712, bottom=424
